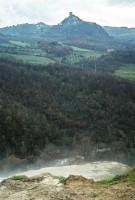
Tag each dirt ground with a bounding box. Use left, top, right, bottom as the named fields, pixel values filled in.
left=0, top=173, right=135, bottom=200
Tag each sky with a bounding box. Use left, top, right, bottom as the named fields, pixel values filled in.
left=0, top=0, right=135, bottom=28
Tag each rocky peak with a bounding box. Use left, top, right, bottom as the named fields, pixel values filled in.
left=59, top=13, right=83, bottom=26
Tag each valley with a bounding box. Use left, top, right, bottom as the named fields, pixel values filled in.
left=0, top=12, right=135, bottom=199
left=0, top=37, right=106, bottom=66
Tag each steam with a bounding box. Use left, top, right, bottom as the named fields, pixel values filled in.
left=0, top=156, right=130, bottom=183
left=0, top=149, right=135, bottom=183
left=0, top=156, right=85, bottom=182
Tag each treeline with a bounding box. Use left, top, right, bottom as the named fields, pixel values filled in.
left=37, top=41, right=73, bottom=57
left=0, top=57, right=135, bottom=160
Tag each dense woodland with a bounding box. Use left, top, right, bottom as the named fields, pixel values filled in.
left=0, top=57, right=135, bottom=162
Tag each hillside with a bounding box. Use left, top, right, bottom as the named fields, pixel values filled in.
left=1, top=14, right=135, bottom=51
left=0, top=13, right=109, bottom=43
left=76, top=50, right=135, bottom=73
left=0, top=23, right=50, bottom=39
left=0, top=57, right=135, bottom=163
left=45, top=13, right=109, bottom=42
left=0, top=33, right=11, bottom=42
left=104, top=26, right=135, bottom=43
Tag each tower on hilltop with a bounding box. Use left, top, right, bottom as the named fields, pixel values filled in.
left=69, top=12, right=73, bottom=16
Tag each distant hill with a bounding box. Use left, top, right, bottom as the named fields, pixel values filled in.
left=45, top=13, right=109, bottom=42
left=0, top=13, right=109, bottom=43
left=104, top=26, right=135, bottom=42
left=1, top=14, right=135, bottom=50
left=0, top=23, right=50, bottom=39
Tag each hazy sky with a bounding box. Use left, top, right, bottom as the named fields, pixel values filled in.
left=0, top=0, right=135, bottom=28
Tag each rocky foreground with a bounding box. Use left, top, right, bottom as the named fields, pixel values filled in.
left=0, top=169, right=135, bottom=200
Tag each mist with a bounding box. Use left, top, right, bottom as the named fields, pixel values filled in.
left=0, top=148, right=135, bottom=183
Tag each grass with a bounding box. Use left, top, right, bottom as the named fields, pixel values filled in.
left=14, top=54, right=55, bottom=65
left=99, top=168, right=135, bottom=185
left=0, top=52, right=55, bottom=65
left=70, top=46, right=105, bottom=59
left=77, top=50, right=105, bottom=58
left=64, top=45, right=105, bottom=63
left=54, top=176, right=66, bottom=183
left=63, top=49, right=105, bottom=65
left=10, top=175, right=27, bottom=181
left=70, top=46, right=92, bottom=52
left=9, top=40, right=30, bottom=47
left=115, top=64, right=135, bottom=81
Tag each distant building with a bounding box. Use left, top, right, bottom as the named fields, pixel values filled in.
left=107, top=49, right=114, bottom=53
left=69, top=12, right=73, bottom=16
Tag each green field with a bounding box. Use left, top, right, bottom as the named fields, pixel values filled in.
left=9, top=40, right=30, bottom=47
left=115, top=64, right=135, bottom=81
left=62, top=45, right=105, bottom=64
left=0, top=52, right=55, bottom=65
left=70, top=46, right=92, bottom=52
left=71, top=46, right=105, bottom=58
left=0, top=41, right=106, bottom=66
left=77, top=50, right=105, bottom=58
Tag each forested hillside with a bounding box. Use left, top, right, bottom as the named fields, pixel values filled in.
left=0, top=57, right=135, bottom=161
